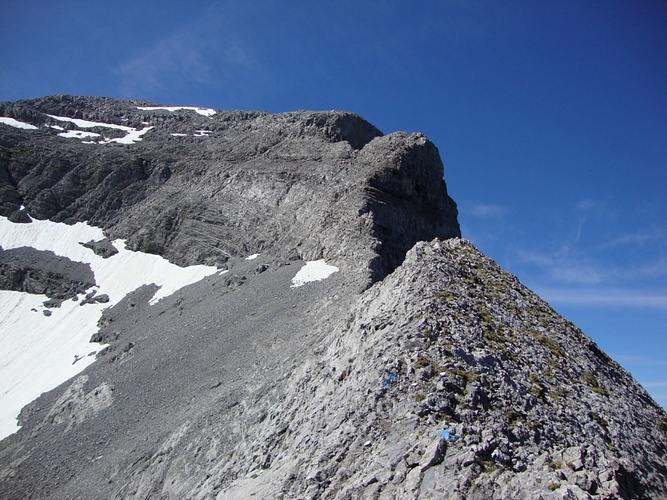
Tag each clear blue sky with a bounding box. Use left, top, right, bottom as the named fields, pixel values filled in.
left=2, top=0, right=666, bottom=408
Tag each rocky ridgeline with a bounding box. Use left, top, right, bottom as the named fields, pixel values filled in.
left=124, top=239, right=663, bottom=499
left=0, top=96, right=666, bottom=499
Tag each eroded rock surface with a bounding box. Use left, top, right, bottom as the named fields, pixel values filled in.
left=1, top=95, right=459, bottom=287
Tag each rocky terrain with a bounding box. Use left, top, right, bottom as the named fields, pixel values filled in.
left=0, top=95, right=666, bottom=499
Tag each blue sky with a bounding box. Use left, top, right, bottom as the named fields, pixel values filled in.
left=1, top=1, right=666, bottom=408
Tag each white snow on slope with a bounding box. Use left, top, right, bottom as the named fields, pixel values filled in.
left=137, top=106, right=216, bottom=117
left=102, top=126, right=153, bottom=145
left=0, top=216, right=218, bottom=440
left=245, top=253, right=260, bottom=261
left=291, top=259, right=339, bottom=287
left=47, top=115, right=153, bottom=145
left=0, top=117, right=38, bottom=130
left=47, top=114, right=134, bottom=131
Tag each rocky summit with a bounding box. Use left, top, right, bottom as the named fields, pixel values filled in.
left=0, top=95, right=665, bottom=499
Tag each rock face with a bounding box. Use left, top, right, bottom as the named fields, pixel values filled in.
left=0, top=96, right=666, bottom=499
left=0, top=246, right=95, bottom=299
left=0, top=95, right=459, bottom=287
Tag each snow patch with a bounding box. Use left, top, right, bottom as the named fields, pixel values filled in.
left=194, top=130, right=212, bottom=137
left=47, top=115, right=152, bottom=145
left=0, top=215, right=218, bottom=439
left=47, top=114, right=134, bottom=131
left=291, top=260, right=339, bottom=287
left=245, top=253, right=260, bottom=261
left=137, top=106, right=216, bottom=117
left=100, top=126, right=153, bottom=145
left=0, top=117, right=38, bottom=130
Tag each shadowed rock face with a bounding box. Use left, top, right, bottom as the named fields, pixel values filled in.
left=1, top=96, right=666, bottom=499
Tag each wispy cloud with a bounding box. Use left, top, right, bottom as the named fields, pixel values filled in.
left=611, top=353, right=667, bottom=367
left=465, top=203, right=508, bottom=219
left=607, top=226, right=666, bottom=248
left=115, top=5, right=257, bottom=100
left=517, top=248, right=604, bottom=285
left=117, top=32, right=212, bottom=95
left=535, top=286, right=667, bottom=309
left=574, top=216, right=586, bottom=243
left=576, top=199, right=595, bottom=211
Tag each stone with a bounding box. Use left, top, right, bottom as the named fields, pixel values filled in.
left=419, top=438, right=447, bottom=471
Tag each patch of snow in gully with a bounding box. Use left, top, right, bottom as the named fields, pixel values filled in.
left=291, top=259, right=339, bottom=288
left=137, top=106, right=216, bottom=117
left=245, top=253, right=260, bottom=261
left=100, top=126, right=153, bottom=145
left=0, top=216, right=218, bottom=439
left=47, top=114, right=134, bottom=131
left=46, top=115, right=152, bottom=145
left=0, top=117, right=38, bottom=130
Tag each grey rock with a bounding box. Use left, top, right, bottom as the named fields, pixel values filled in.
left=0, top=246, right=95, bottom=299
left=81, top=238, right=119, bottom=258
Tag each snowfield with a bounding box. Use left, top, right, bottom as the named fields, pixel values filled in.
left=137, top=106, right=216, bottom=117
left=0, top=215, right=218, bottom=439
left=47, top=114, right=134, bottom=131
left=291, top=259, right=339, bottom=287
left=0, top=117, right=38, bottom=130
left=46, top=114, right=153, bottom=144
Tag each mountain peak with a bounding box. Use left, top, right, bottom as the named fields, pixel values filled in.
left=1, top=96, right=665, bottom=499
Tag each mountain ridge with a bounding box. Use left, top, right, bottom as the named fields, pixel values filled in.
left=1, top=95, right=459, bottom=287
left=0, top=96, right=665, bottom=499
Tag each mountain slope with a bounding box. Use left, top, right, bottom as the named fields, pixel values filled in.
left=0, top=96, right=665, bottom=499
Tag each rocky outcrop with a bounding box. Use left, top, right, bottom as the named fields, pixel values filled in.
left=0, top=96, right=665, bottom=499
left=0, top=246, right=95, bottom=299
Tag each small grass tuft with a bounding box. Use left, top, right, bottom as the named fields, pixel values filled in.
left=591, top=412, right=610, bottom=434
left=481, top=460, right=497, bottom=474
left=658, top=417, right=667, bottom=437
left=583, top=371, right=608, bottom=396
